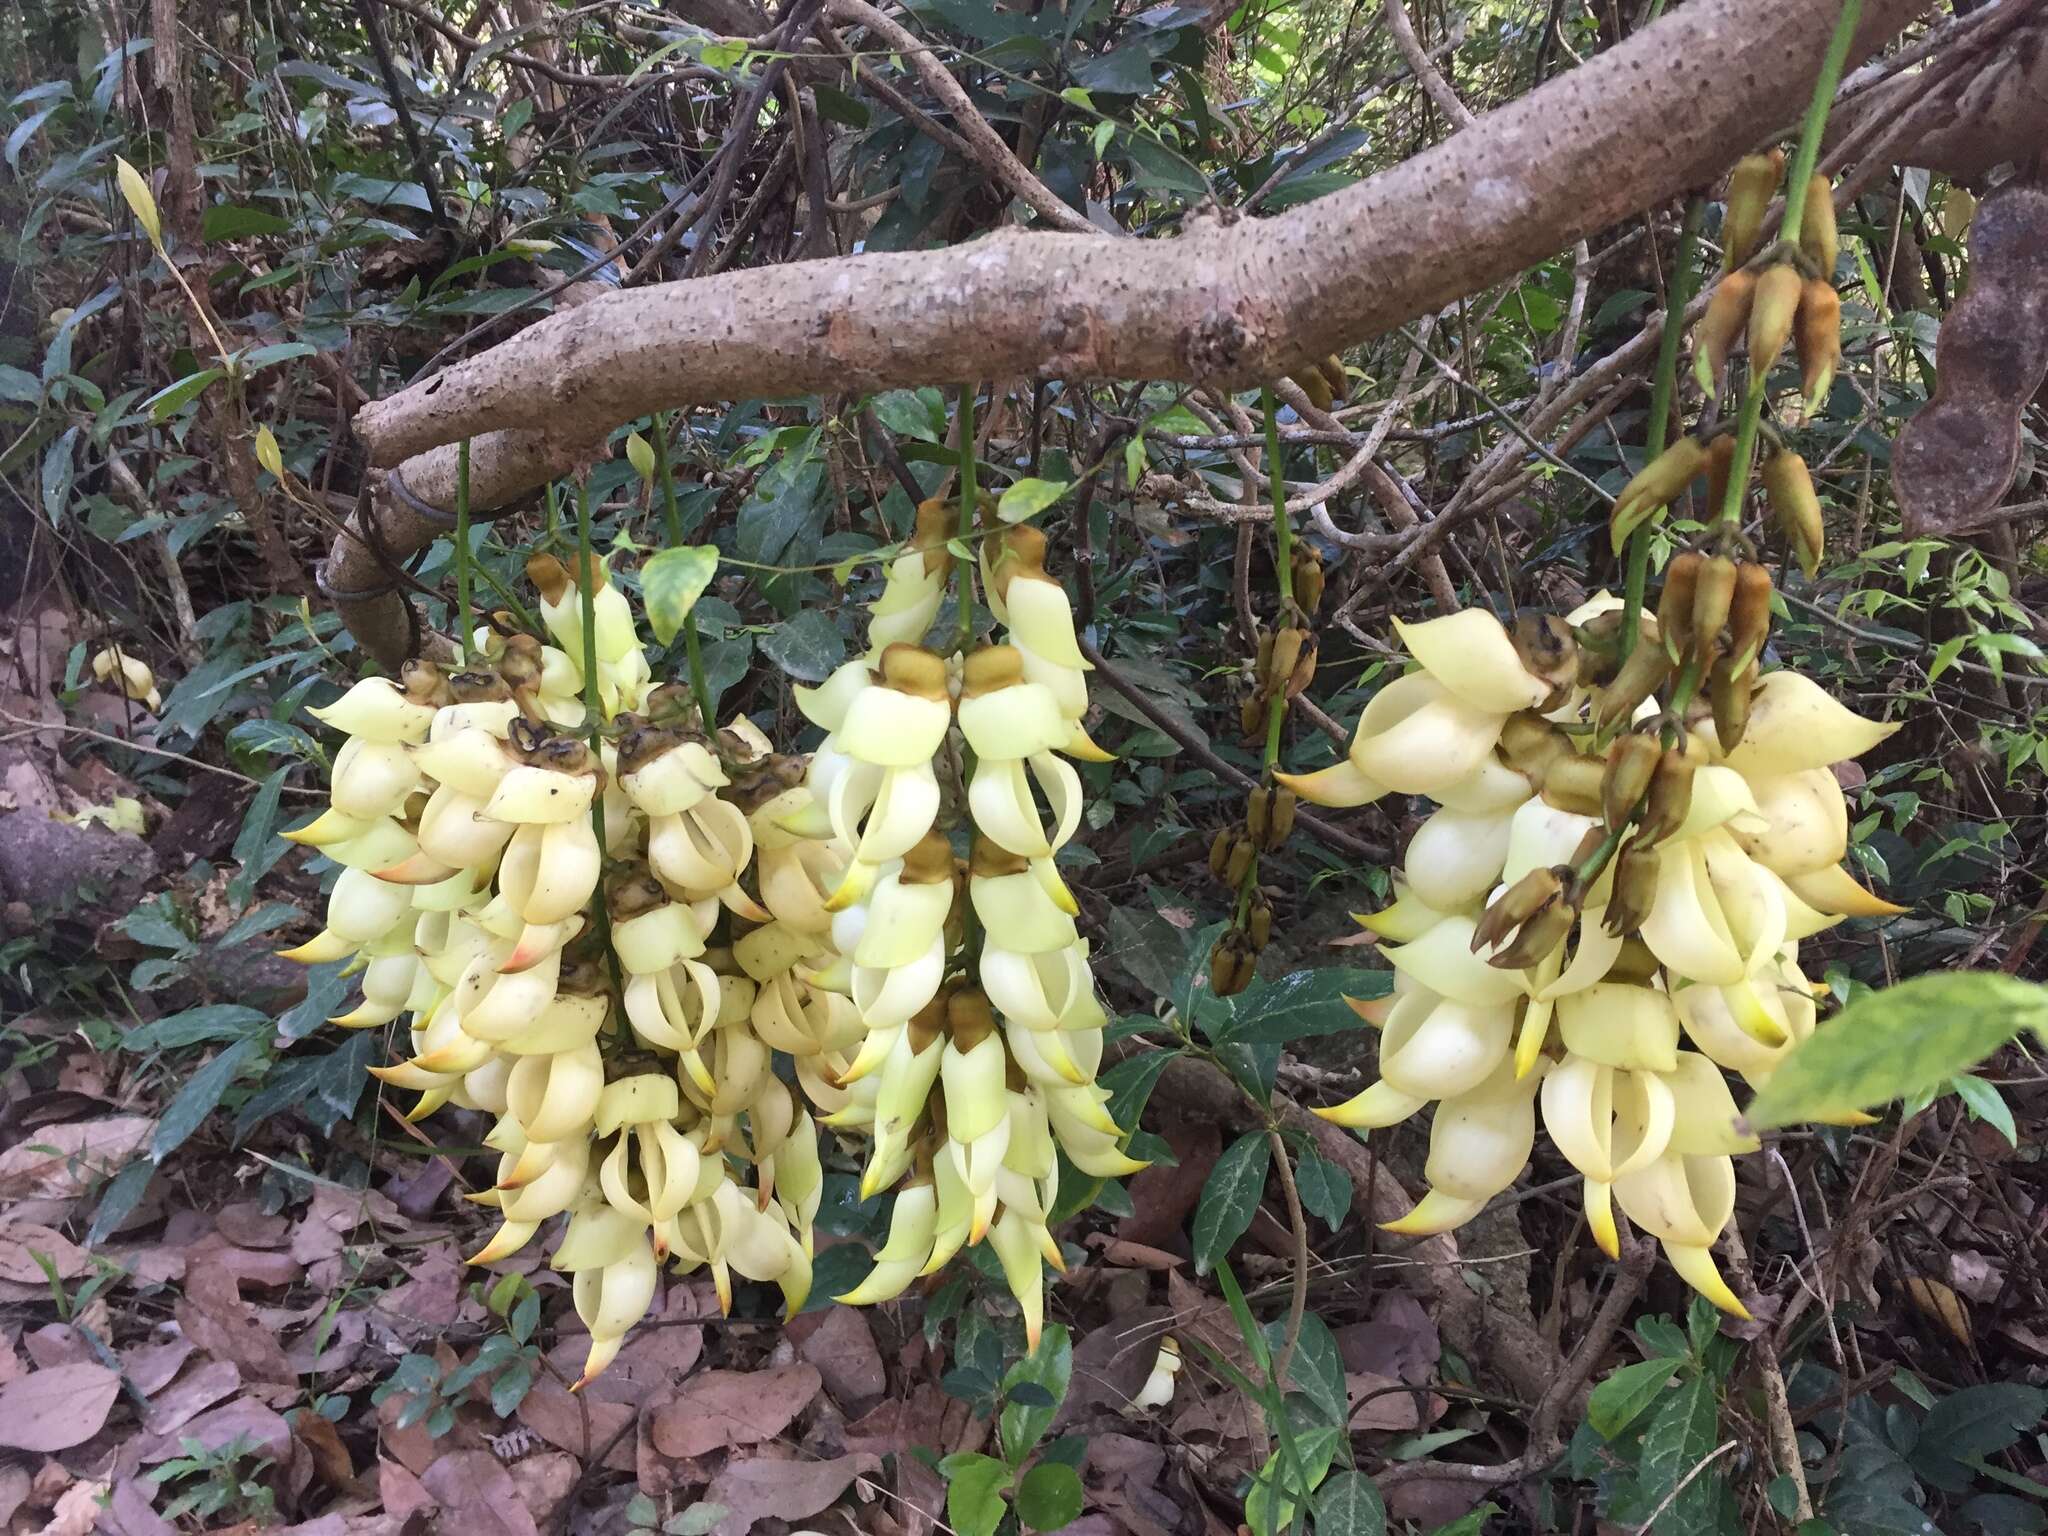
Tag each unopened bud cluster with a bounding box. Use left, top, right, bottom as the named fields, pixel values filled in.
left=1283, top=589, right=1900, bottom=1312
left=284, top=510, right=1137, bottom=1382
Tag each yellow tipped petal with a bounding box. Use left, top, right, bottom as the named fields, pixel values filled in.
left=1060, top=722, right=1116, bottom=763
left=1274, top=759, right=1387, bottom=809
left=1314, top=1079, right=1427, bottom=1129
left=467, top=1220, right=539, bottom=1264
left=1393, top=611, right=1550, bottom=713
left=1585, top=1180, right=1619, bottom=1259
left=1380, top=1189, right=1486, bottom=1236
left=277, top=930, right=355, bottom=965
left=1784, top=863, right=1908, bottom=919
left=1665, top=1242, right=1752, bottom=1319
left=283, top=807, right=374, bottom=848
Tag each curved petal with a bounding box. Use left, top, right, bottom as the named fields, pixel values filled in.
left=1394, top=611, right=1550, bottom=712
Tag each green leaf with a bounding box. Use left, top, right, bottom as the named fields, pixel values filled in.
left=1634, top=1374, right=1725, bottom=1536
left=1014, top=1462, right=1083, bottom=1531
left=125, top=1004, right=268, bottom=1052
left=1743, top=973, right=2048, bottom=1130
left=489, top=1360, right=534, bottom=1417
left=1191, top=1131, right=1270, bottom=1275
left=1243, top=1425, right=1342, bottom=1536
left=1268, top=1311, right=1347, bottom=1430
left=938, top=1452, right=1010, bottom=1536
left=87, top=1160, right=155, bottom=1245
left=1425, top=1503, right=1503, bottom=1536
left=1096, top=1047, right=1177, bottom=1135
left=1911, top=1384, right=2048, bottom=1486
left=145, top=367, right=225, bottom=421
left=1312, top=1471, right=1387, bottom=1536
left=640, top=546, right=720, bottom=644
left=1586, top=1357, right=1689, bottom=1439
left=0, top=364, right=41, bottom=403
left=241, top=342, right=317, bottom=373
left=665, top=1506, right=726, bottom=1536
left=870, top=388, right=941, bottom=443
left=1292, top=1147, right=1351, bottom=1230
left=1000, top=1324, right=1072, bottom=1467
left=996, top=477, right=1069, bottom=524
left=759, top=609, right=845, bottom=683
left=153, top=1037, right=261, bottom=1162
left=1947, top=1072, right=2017, bottom=1147
left=1213, top=967, right=1392, bottom=1045
left=202, top=203, right=290, bottom=241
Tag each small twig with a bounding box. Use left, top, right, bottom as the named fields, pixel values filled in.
left=1633, top=1441, right=1739, bottom=1534
left=353, top=0, right=451, bottom=227
left=1265, top=1126, right=1310, bottom=1394
left=1383, top=0, right=1474, bottom=129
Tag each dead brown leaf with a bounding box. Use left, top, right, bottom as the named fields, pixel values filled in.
left=31, top=1478, right=111, bottom=1536
left=377, top=1458, right=433, bottom=1523
left=794, top=1305, right=886, bottom=1409
left=0, top=1115, right=153, bottom=1200
left=1335, top=1291, right=1440, bottom=1385
left=701, top=1450, right=877, bottom=1536
left=0, top=1223, right=90, bottom=1283
left=1346, top=1371, right=1444, bottom=1431
left=419, top=1450, right=541, bottom=1536
left=295, top=1408, right=356, bottom=1488
left=1165, top=1269, right=1257, bottom=1377
left=647, top=1363, right=821, bottom=1459
left=121, top=1338, right=195, bottom=1395
left=22, top=1324, right=93, bottom=1369
left=94, top=1479, right=174, bottom=1536
left=215, top=1201, right=293, bottom=1249
left=515, top=1375, right=635, bottom=1469
left=140, top=1359, right=242, bottom=1437
left=136, top=1398, right=292, bottom=1464
left=174, top=1263, right=296, bottom=1383
left=0, top=1362, right=121, bottom=1451
left=507, top=1451, right=577, bottom=1528
left=1057, top=1307, right=1174, bottom=1427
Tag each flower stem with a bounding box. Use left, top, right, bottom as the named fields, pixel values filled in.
left=1714, top=0, right=1861, bottom=531
left=684, top=611, right=717, bottom=733
left=954, top=386, right=978, bottom=653
left=1260, top=385, right=1296, bottom=613
left=454, top=438, right=473, bottom=662
left=1622, top=198, right=1704, bottom=658
left=651, top=411, right=683, bottom=547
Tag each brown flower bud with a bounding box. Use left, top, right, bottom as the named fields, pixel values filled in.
left=1602, top=839, right=1659, bottom=938
left=1287, top=632, right=1318, bottom=698
left=1501, top=713, right=1573, bottom=782
left=1795, top=278, right=1841, bottom=420
left=1247, top=898, right=1273, bottom=951
left=1747, top=263, right=1804, bottom=379
left=1245, top=788, right=1271, bottom=844
left=1601, top=733, right=1662, bottom=831
left=1689, top=555, right=1739, bottom=664
left=1762, top=449, right=1825, bottom=578
left=1472, top=867, right=1563, bottom=955
left=1710, top=655, right=1760, bottom=755
left=1694, top=271, right=1757, bottom=399
left=1266, top=789, right=1297, bottom=850
left=1208, top=827, right=1235, bottom=883
left=1538, top=752, right=1607, bottom=817
left=1722, top=149, right=1785, bottom=273
left=1799, top=174, right=1838, bottom=276
left=1224, top=836, right=1255, bottom=888
left=1610, top=438, right=1710, bottom=553
left=1209, top=931, right=1256, bottom=998
left=1292, top=544, right=1325, bottom=616
left=1726, top=561, right=1774, bottom=674
left=1511, top=612, right=1579, bottom=693
left=1703, top=433, right=1739, bottom=526
left=1635, top=746, right=1697, bottom=846
left=1594, top=642, right=1671, bottom=735
left=1240, top=697, right=1267, bottom=738
left=1658, top=552, right=1705, bottom=664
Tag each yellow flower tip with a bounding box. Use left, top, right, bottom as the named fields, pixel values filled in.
left=1062, top=725, right=1117, bottom=764
left=403, top=1093, right=447, bottom=1124
left=680, top=1052, right=717, bottom=1097
left=1043, top=1239, right=1068, bottom=1274
left=1272, top=760, right=1385, bottom=810
left=371, top=852, right=457, bottom=886
left=1667, top=1245, right=1752, bottom=1320
left=276, top=932, right=352, bottom=965
left=713, top=1269, right=734, bottom=1317
left=1812, top=1108, right=1881, bottom=1128
left=1342, top=993, right=1395, bottom=1028
left=326, top=1007, right=381, bottom=1029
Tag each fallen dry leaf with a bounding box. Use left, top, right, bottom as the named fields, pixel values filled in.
left=515, top=1375, right=635, bottom=1469
left=121, top=1338, right=195, bottom=1395
left=1335, top=1291, right=1440, bottom=1385
left=215, top=1201, right=293, bottom=1249
left=174, top=1263, right=296, bottom=1383
left=702, top=1450, right=877, bottom=1536
left=1347, top=1371, right=1445, bottom=1431
left=136, top=1398, right=292, bottom=1464
left=23, top=1323, right=93, bottom=1369
left=1056, top=1307, right=1174, bottom=1427
left=295, top=1408, right=355, bottom=1488
left=0, top=1223, right=91, bottom=1283
left=378, top=1458, right=433, bottom=1522
left=795, top=1305, right=886, bottom=1409
left=0, top=1466, right=30, bottom=1527
left=141, top=1359, right=242, bottom=1437
left=648, top=1363, right=821, bottom=1459
left=0, top=1115, right=153, bottom=1200
left=419, top=1450, right=541, bottom=1536
left=507, top=1450, right=577, bottom=1528
left=94, top=1479, right=173, bottom=1536
left=30, top=1478, right=110, bottom=1536
left=0, top=1362, right=121, bottom=1451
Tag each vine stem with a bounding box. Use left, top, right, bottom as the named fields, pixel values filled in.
left=644, top=411, right=720, bottom=731
left=651, top=410, right=683, bottom=547
left=454, top=438, right=473, bottom=661
left=1621, top=198, right=1704, bottom=658
left=954, top=385, right=978, bottom=653
left=573, top=472, right=621, bottom=993
left=1714, top=0, right=1862, bottom=530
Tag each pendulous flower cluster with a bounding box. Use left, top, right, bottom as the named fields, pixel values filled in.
left=1280, top=586, right=1900, bottom=1314
left=283, top=509, right=1137, bottom=1383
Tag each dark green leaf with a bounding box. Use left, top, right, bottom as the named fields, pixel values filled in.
left=759, top=609, right=845, bottom=683
left=1910, top=1384, right=2048, bottom=1486
left=490, top=1361, right=534, bottom=1417
left=1001, top=1324, right=1072, bottom=1466
left=1744, top=973, right=2048, bottom=1130
left=996, top=477, right=1069, bottom=524
left=1424, top=1503, right=1503, bottom=1536
left=1191, top=1132, right=1270, bottom=1275
left=938, top=1451, right=1010, bottom=1536
left=1634, top=1374, right=1728, bottom=1536
left=1103, top=904, right=1194, bottom=1003
left=1312, top=1471, right=1387, bottom=1536
left=202, top=204, right=291, bottom=241
left=1214, top=967, right=1391, bottom=1045
left=124, top=1004, right=268, bottom=1052
left=232, top=1030, right=375, bottom=1140
left=1292, top=1147, right=1352, bottom=1230
left=87, top=1160, right=155, bottom=1245
left=1948, top=1073, right=2017, bottom=1147
left=146, top=368, right=225, bottom=421
left=0, top=364, right=41, bottom=403
left=1587, top=1357, right=1689, bottom=1439
left=640, top=546, right=719, bottom=644
left=1268, top=1311, right=1346, bottom=1430
left=1097, top=1047, right=1177, bottom=1134
left=1014, top=1462, right=1083, bottom=1531
left=153, top=1037, right=262, bottom=1162
left=242, top=341, right=318, bottom=373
